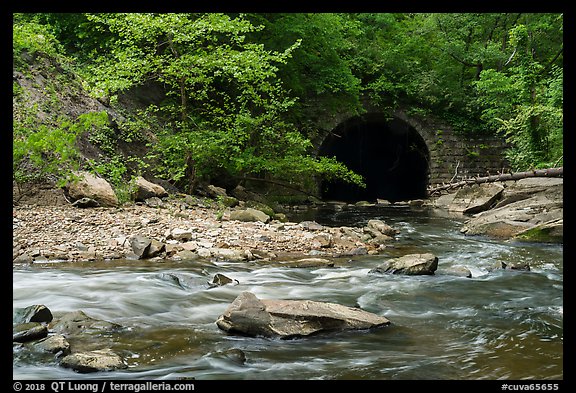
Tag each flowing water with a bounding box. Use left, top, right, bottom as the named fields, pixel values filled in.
left=13, top=204, right=563, bottom=380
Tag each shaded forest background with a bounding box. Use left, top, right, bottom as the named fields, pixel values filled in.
left=13, top=13, right=563, bottom=203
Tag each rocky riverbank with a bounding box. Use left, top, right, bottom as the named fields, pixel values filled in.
left=432, top=177, right=563, bottom=243
left=13, top=176, right=563, bottom=375
left=12, top=195, right=399, bottom=265
left=13, top=174, right=562, bottom=266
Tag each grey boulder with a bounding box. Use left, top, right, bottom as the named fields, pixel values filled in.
left=216, top=291, right=390, bottom=339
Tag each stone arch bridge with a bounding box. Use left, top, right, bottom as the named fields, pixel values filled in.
left=312, top=107, right=510, bottom=203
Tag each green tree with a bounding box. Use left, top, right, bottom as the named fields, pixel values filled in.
left=473, top=15, right=563, bottom=170
left=12, top=13, right=68, bottom=70
left=14, top=12, right=563, bottom=194
left=13, top=15, right=79, bottom=189
left=245, top=14, right=363, bottom=116
left=343, top=12, right=562, bottom=169
left=79, top=12, right=363, bottom=192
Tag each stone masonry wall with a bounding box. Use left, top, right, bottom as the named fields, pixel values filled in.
left=393, top=109, right=510, bottom=186
left=307, top=99, right=511, bottom=194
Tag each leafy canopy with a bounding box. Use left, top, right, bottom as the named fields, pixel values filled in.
left=79, top=12, right=364, bottom=191
left=13, top=12, right=563, bottom=194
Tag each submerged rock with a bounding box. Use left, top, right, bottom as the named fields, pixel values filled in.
left=440, top=265, right=472, bottom=278
left=13, top=304, right=53, bottom=324
left=60, top=348, right=127, bottom=373
left=207, top=348, right=247, bottom=366
left=50, top=310, right=123, bottom=335
left=158, top=272, right=201, bottom=290
left=208, top=273, right=239, bottom=288
left=13, top=322, right=48, bottom=343
left=33, top=334, right=71, bottom=356
left=216, top=291, right=390, bottom=339
left=501, top=261, right=531, bottom=271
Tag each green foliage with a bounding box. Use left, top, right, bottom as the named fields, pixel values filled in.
left=87, top=156, right=137, bottom=204
left=12, top=14, right=67, bottom=69
left=79, top=13, right=365, bottom=191
left=435, top=130, right=444, bottom=146
left=13, top=12, right=563, bottom=193
left=145, top=125, right=192, bottom=185
left=466, top=149, right=480, bottom=158
left=76, top=110, right=113, bottom=151
left=247, top=14, right=362, bottom=106
left=312, top=156, right=366, bottom=188
left=473, top=16, right=563, bottom=170
left=12, top=113, right=102, bottom=186
left=114, top=111, right=150, bottom=143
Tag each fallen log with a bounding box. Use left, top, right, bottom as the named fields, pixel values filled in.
left=427, top=167, right=563, bottom=196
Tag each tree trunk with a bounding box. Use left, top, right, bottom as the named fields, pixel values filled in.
left=427, top=167, right=563, bottom=196
left=185, top=152, right=197, bottom=195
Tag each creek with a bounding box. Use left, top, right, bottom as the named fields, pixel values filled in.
left=13, top=204, right=563, bottom=380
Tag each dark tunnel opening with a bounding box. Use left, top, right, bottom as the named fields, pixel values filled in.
left=318, top=114, right=430, bottom=203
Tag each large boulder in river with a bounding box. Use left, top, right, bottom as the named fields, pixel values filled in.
left=216, top=291, right=390, bottom=339
left=369, top=253, right=439, bottom=275
left=63, top=171, right=118, bottom=207
left=431, top=177, right=563, bottom=243
left=496, top=177, right=563, bottom=208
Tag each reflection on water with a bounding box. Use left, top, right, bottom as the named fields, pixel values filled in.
left=13, top=205, right=563, bottom=380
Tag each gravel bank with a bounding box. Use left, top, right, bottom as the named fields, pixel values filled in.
left=13, top=200, right=393, bottom=264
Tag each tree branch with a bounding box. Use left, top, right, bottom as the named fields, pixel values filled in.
left=542, top=46, right=563, bottom=74
left=239, top=176, right=317, bottom=197
left=428, top=167, right=563, bottom=195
